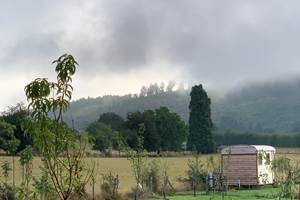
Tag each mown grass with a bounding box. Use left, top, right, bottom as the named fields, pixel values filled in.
left=151, top=187, right=285, bottom=200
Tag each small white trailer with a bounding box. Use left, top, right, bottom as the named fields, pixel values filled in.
left=221, top=145, right=276, bottom=186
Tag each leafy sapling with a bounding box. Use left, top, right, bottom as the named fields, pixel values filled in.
left=127, top=124, right=146, bottom=200
left=23, top=54, right=91, bottom=200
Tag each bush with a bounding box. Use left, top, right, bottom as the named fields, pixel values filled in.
left=32, top=168, right=56, bottom=200
left=70, top=184, right=88, bottom=200
left=142, top=159, right=161, bottom=193
left=0, top=183, right=16, bottom=200
left=272, top=157, right=300, bottom=199
left=101, top=173, right=121, bottom=200
left=186, top=154, right=206, bottom=196
left=292, top=184, right=300, bottom=199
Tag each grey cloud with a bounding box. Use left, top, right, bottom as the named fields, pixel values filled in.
left=1, top=0, right=300, bottom=87
left=102, top=5, right=150, bottom=69
left=3, top=33, right=61, bottom=66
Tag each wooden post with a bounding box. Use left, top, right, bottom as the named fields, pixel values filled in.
left=12, top=155, right=15, bottom=190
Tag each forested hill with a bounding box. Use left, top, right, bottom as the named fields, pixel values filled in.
left=64, top=89, right=192, bottom=131
left=65, top=80, right=300, bottom=133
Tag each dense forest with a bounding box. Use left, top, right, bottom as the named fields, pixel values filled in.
left=65, top=79, right=300, bottom=134
left=86, top=108, right=188, bottom=153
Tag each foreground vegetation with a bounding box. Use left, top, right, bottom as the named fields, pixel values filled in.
left=0, top=155, right=210, bottom=194
left=0, top=149, right=298, bottom=194
left=151, top=187, right=285, bottom=200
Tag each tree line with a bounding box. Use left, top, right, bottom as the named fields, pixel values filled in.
left=215, top=130, right=300, bottom=148
left=3, top=83, right=300, bottom=158
left=0, top=83, right=213, bottom=155
left=2, top=99, right=300, bottom=158
left=139, top=81, right=186, bottom=97
left=86, top=107, right=188, bottom=153
left=0, top=103, right=31, bottom=153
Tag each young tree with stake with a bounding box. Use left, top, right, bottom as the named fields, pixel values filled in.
left=23, top=54, right=91, bottom=200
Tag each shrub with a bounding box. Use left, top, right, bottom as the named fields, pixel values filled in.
left=70, top=184, right=88, bottom=200
left=32, top=168, right=56, bottom=200
left=142, top=159, right=161, bottom=193
left=205, top=155, right=219, bottom=173
left=186, top=154, right=206, bottom=196
left=18, top=145, right=34, bottom=200
left=272, top=157, right=300, bottom=199
left=292, top=184, right=300, bottom=199
left=101, top=172, right=121, bottom=200
left=0, top=183, right=16, bottom=200
left=1, top=161, right=11, bottom=182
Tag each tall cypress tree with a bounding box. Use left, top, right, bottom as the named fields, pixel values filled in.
left=187, top=84, right=214, bottom=153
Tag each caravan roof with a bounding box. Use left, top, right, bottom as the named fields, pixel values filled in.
left=221, top=145, right=276, bottom=155
left=251, top=145, right=276, bottom=152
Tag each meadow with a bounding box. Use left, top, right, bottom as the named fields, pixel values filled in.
left=0, top=148, right=299, bottom=196
left=150, top=187, right=285, bottom=200
left=0, top=155, right=206, bottom=194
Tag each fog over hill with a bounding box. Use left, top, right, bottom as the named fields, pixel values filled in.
left=64, top=79, right=300, bottom=134
left=215, top=79, right=300, bottom=133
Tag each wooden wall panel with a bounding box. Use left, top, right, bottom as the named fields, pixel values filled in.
left=222, top=154, right=258, bottom=186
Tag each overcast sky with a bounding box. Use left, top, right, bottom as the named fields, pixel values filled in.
left=1, top=0, right=300, bottom=111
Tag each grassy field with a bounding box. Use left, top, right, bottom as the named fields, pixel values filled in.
left=0, top=156, right=205, bottom=194
left=0, top=148, right=299, bottom=195
left=150, top=187, right=285, bottom=200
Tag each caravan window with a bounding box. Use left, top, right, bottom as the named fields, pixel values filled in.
left=265, top=153, right=270, bottom=165
left=258, top=153, right=263, bottom=165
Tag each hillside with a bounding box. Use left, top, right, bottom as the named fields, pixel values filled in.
left=65, top=80, right=300, bottom=133
left=64, top=91, right=191, bottom=131
left=215, top=80, right=300, bottom=133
